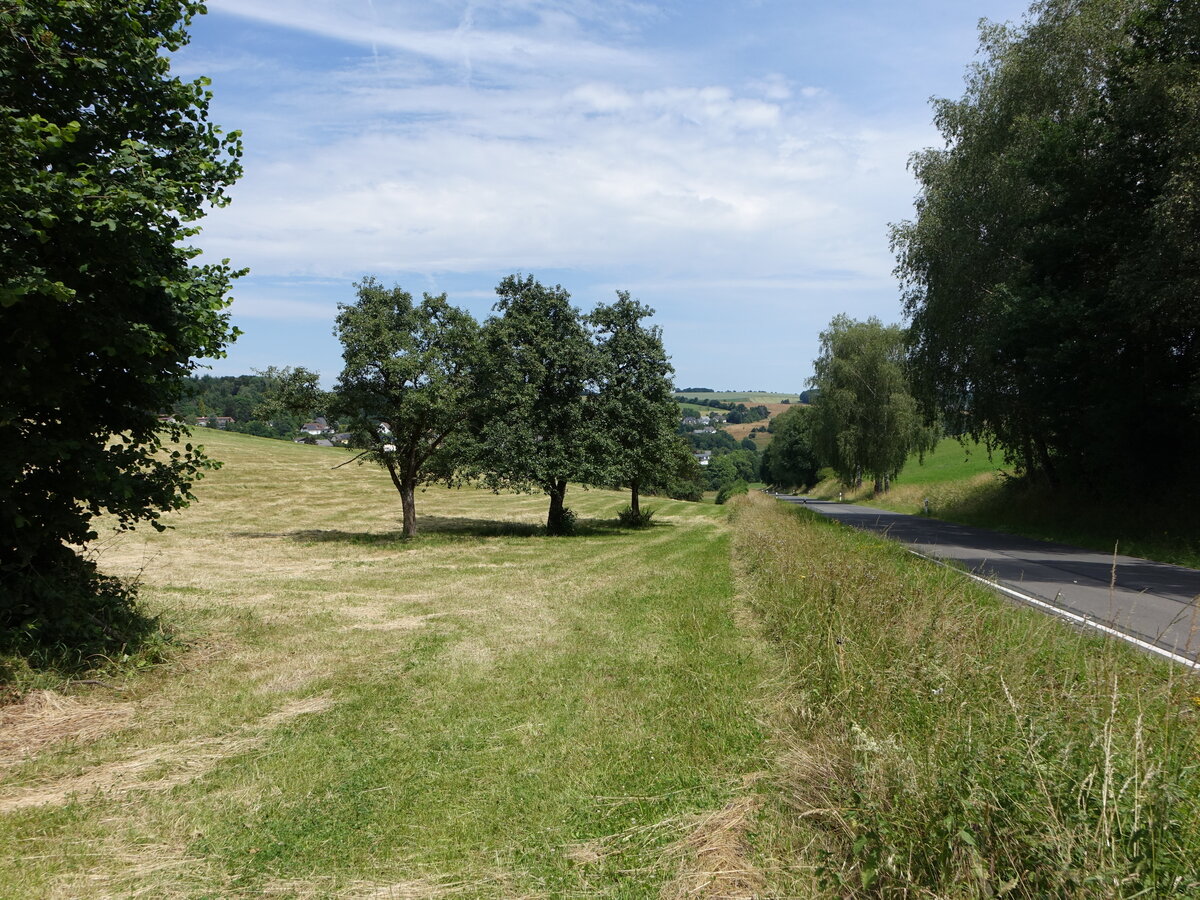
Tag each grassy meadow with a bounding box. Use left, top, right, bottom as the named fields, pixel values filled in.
left=4, top=431, right=1200, bottom=897
left=0, top=431, right=771, bottom=898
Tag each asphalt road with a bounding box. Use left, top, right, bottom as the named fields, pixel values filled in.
left=773, top=495, right=1200, bottom=666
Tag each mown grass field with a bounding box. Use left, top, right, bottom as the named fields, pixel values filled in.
left=672, top=392, right=801, bottom=405
left=0, top=431, right=771, bottom=898
left=5, top=432, right=1199, bottom=897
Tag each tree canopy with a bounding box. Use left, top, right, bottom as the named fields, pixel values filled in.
left=809, top=315, right=934, bottom=493
left=1, top=0, right=242, bottom=645
left=473, top=275, right=613, bottom=534
left=761, top=405, right=821, bottom=489
left=262, top=280, right=479, bottom=538
left=588, top=291, right=679, bottom=515
left=892, top=0, right=1200, bottom=491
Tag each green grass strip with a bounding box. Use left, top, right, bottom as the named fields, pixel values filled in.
left=732, top=493, right=1200, bottom=897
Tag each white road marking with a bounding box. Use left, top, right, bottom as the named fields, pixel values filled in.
left=907, top=549, right=1200, bottom=670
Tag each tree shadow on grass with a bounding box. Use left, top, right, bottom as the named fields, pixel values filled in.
left=233, top=514, right=660, bottom=547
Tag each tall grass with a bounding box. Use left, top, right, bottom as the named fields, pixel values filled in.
left=732, top=493, right=1200, bottom=897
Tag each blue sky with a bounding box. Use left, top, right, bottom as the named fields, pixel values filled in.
left=179, top=0, right=1033, bottom=391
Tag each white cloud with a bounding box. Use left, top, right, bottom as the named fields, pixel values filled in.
left=199, top=53, right=931, bottom=290
left=228, top=295, right=338, bottom=320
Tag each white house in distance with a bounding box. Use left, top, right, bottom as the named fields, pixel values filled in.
left=299, top=417, right=332, bottom=436
left=195, top=416, right=235, bottom=428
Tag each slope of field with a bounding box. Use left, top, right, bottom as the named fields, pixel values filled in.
left=809, top=436, right=1004, bottom=502
left=809, top=436, right=1200, bottom=567
left=672, top=391, right=801, bottom=404
left=8, top=431, right=1197, bottom=896
left=0, top=431, right=771, bottom=898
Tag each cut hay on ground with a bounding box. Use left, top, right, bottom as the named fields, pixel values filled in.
left=0, top=690, right=134, bottom=768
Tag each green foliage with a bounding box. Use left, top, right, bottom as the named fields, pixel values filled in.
left=473, top=274, right=612, bottom=533
left=653, top=448, right=707, bottom=502
left=714, top=479, right=749, bottom=505
left=724, top=403, right=769, bottom=424
left=175, top=374, right=301, bottom=439
left=705, top=449, right=759, bottom=491
left=761, top=405, right=821, bottom=489
left=589, top=291, right=679, bottom=515
left=893, top=0, right=1200, bottom=492
left=0, top=0, right=241, bottom=643
left=665, top=477, right=706, bottom=502
left=682, top=429, right=737, bottom=452
left=616, top=505, right=655, bottom=528
left=809, top=315, right=936, bottom=493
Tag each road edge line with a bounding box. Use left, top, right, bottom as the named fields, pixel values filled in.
left=906, top=549, right=1200, bottom=670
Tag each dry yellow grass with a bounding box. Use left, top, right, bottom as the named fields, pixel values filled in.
left=0, top=691, right=134, bottom=767
left=659, top=777, right=767, bottom=900
left=0, top=696, right=333, bottom=813
left=721, top=402, right=795, bottom=441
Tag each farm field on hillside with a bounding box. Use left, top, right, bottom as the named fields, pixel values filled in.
left=672, top=391, right=800, bottom=404
left=0, top=431, right=769, bottom=898
left=722, top=403, right=795, bottom=441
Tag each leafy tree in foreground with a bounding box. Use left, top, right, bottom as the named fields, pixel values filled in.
left=588, top=291, right=679, bottom=517
left=761, top=405, right=821, bottom=489
left=0, top=1, right=242, bottom=645
left=892, top=0, right=1200, bottom=490
left=473, top=275, right=611, bottom=535
left=264, top=278, right=480, bottom=538
left=809, top=315, right=935, bottom=493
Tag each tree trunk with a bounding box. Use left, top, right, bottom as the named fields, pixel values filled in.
left=546, top=478, right=570, bottom=534
left=873, top=475, right=884, bottom=494
left=630, top=478, right=640, bottom=516
left=384, top=461, right=418, bottom=538
left=1036, top=437, right=1059, bottom=488
left=400, top=478, right=417, bottom=538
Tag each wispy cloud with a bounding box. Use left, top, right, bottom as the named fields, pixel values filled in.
left=185, top=0, right=1023, bottom=385
left=206, top=0, right=658, bottom=75
left=199, top=50, right=928, bottom=285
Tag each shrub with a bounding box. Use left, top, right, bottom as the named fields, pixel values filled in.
left=547, top=506, right=577, bottom=536
left=665, top=476, right=705, bottom=502
left=715, top=479, right=750, bottom=505
left=617, top=505, right=655, bottom=528
left=0, top=548, right=169, bottom=677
